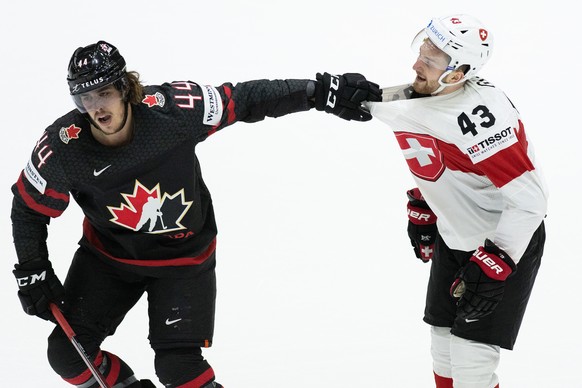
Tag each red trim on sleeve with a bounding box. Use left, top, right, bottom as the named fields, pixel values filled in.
left=45, top=188, right=70, bottom=202
left=223, top=85, right=236, bottom=125
left=15, top=172, right=66, bottom=218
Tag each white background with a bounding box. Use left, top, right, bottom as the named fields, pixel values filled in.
left=1, top=1, right=579, bottom=387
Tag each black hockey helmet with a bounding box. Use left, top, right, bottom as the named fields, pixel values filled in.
left=67, top=40, right=126, bottom=96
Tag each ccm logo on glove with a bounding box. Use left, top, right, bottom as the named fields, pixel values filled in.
left=326, top=74, right=340, bottom=108
left=15, top=270, right=47, bottom=287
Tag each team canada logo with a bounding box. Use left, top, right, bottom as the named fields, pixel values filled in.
left=142, top=92, right=166, bottom=108
left=107, top=180, right=192, bottom=234
left=59, top=125, right=82, bottom=144
left=394, top=132, right=445, bottom=181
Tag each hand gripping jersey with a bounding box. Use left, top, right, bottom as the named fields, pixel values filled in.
left=366, top=77, right=548, bottom=262
left=12, top=79, right=312, bottom=277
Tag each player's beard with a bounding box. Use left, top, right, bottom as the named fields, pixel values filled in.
left=412, top=76, right=440, bottom=95
left=89, top=101, right=130, bottom=137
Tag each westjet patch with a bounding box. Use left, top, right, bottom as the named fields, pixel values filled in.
left=24, top=159, right=47, bottom=194
left=200, top=85, right=223, bottom=126
left=464, top=126, right=517, bottom=163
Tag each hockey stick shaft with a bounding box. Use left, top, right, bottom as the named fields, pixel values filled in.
left=49, top=303, right=111, bottom=388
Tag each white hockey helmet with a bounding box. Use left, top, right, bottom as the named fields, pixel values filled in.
left=412, top=14, right=494, bottom=79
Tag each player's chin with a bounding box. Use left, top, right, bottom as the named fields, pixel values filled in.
left=412, top=80, right=426, bottom=93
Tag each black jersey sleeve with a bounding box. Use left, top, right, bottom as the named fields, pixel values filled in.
left=153, top=79, right=313, bottom=140
left=11, top=128, right=72, bottom=265
left=225, top=79, right=314, bottom=124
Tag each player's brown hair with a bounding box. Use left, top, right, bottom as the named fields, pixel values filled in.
left=124, top=71, right=145, bottom=105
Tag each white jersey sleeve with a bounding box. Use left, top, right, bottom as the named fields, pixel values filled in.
left=367, top=78, right=548, bottom=262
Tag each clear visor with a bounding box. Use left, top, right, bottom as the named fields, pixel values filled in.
left=72, top=85, right=123, bottom=113
left=411, top=30, right=453, bottom=71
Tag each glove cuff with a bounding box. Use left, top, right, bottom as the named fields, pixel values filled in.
left=313, top=72, right=332, bottom=111
left=469, top=242, right=516, bottom=281
left=407, top=188, right=432, bottom=208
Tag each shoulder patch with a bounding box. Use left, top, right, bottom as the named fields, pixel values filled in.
left=463, top=126, right=518, bottom=163
left=24, top=159, right=47, bottom=194
left=142, top=92, right=166, bottom=108
left=59, top=124, right=82, bottom=144
left=199, top=85, right=223, bottom=126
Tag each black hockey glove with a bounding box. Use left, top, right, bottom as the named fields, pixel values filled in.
left=314, top=72, right=382, bottom=121
left=406, top=188, right=437, bottom=262
left=13, top=260, right=65, bottom=321
left=450, top=239, right=516, bottom=320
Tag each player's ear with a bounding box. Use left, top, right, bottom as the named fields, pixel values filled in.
left=448, top=69, right=465, bottom=83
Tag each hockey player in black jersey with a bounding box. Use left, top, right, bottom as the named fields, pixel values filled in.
left=10, top=41, right=381, bottom=387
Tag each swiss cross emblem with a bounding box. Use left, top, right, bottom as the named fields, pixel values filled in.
left=59, top=125, right=82, bottom=144
left=394, top=132, right=445, bottom=181
left=479, top=29, right=488, bottom=41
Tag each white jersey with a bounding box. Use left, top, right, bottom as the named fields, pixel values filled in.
left=366, top=77, right=548, bottom=262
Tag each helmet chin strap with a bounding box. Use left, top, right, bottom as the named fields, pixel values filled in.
left=432, top=70, right=467, bottom=95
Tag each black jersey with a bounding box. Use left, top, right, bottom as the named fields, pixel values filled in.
left=12, top=79, right=313, bottom=277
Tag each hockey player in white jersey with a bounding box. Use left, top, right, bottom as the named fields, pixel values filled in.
left=366, top=14, right=548, bottom=388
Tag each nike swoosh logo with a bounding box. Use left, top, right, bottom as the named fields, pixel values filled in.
left=93, top=165, right=111, bottom=176
left=165, top=318, right=182, bottom=325
left=465, top=318, right=479, bottom=323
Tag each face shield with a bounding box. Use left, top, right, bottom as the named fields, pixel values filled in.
left=410, top=30, right=453, bottom=72
left=72, top=84, right=124, bottom=114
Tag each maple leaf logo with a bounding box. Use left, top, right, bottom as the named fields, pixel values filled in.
left=107, top=180, right=192, bottom=234
left=59, top=125, right=82, bottom=144
left=142, top=92, right=166, bottom=108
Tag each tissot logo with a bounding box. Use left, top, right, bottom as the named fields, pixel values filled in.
left=467, top=127, right=513, bottom=154
left=465, top=127, right=517, bottom=163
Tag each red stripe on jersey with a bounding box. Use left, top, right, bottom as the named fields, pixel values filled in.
left=475, top=120, right=534, bottom=187
left=223, top=85, right=236, bottom=125
left=436, top=140, right=483, bottom=175
left=436, top=120, right=534, bottom=188
left=433, top=372, right=453, bottom=388
left=83, top=219, right=216, bottom=267
left=15, top=172, right=66, bottom=218
left=176, top=366, right=215, bottom=387
left=45, top=188, right=70, bottom=202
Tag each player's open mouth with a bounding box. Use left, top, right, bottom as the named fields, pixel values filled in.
left=97, top=115, right=112, bottom=125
